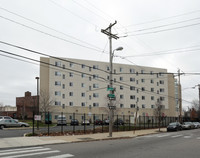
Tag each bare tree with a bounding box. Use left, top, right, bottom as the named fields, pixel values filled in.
left=0, top=102, right=4, bottom=115
left=154, top=99, right=165, bottom=132
left=39, top=90, right=54, bottom=114
left=191, top=99, right=199, bottom=111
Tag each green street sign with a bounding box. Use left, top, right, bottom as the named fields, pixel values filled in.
left=107, top=87, right=114, bottom=91
left=108, top=94, right=115, bottom=98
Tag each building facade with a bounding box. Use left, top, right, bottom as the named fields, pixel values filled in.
left=40, top=57, right=179, bottom=120
left=16, top=91, right=39, bottom=119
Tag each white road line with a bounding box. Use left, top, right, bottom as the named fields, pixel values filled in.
left=0, top=147, right=43, bottom=153
left=157, top=134, right=170, bottom=138
left=46, top=154, right=74, bottom=158
left=0, top=150, right=60, bottom=158
left=184, top=136, right=191, bottom=138
left=196, top=137, right=200, bottom=139
left=0, top=148, right=51, bottom=156
left=171, top=135, right=183, bottom=138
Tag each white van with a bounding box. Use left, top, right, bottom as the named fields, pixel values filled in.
left=57, top=115, right=67, bottom=125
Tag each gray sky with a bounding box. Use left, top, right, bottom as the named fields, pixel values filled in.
left=0, top=0, right=200, bottom=109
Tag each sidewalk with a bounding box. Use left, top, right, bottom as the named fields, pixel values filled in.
left=0, top=128, right=166, bottom=149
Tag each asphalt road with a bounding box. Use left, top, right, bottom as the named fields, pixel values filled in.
left=0, top=129, right=200, bottom=158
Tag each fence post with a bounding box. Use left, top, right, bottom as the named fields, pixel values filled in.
left=61, top=112, right=63, bottom=134
left=93, top=114, right=95, bottom=133
left=73, top=113, right=75, bottom=133
left=144, top=116, right=145, bottom=129
left=32, top=111, right=35, bottom=135
left=84, top=113, right=86, bottom=134
left=102, top=114, right=104, bottom=133
left=139, top=116, right=141, bottom=130
left=48, top=111, right=50, bottom=136
left=129, top=115, right=131, bottom=131
left=116, top=115, right=118, bottom=132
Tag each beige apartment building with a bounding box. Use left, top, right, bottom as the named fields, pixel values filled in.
left=40, top=57, right=179, bottom=120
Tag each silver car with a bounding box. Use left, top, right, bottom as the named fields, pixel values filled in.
left=0, top=119, right=29, bottom=129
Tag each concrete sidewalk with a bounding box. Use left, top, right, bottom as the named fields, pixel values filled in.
left=0, top=128, right=166, bottom=149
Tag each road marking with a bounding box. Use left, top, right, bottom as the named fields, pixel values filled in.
left=157, top=134, right=170, bottom=138
left=46, top=154, right=74, bottom=158
left=0, top=147, right=44, bottom=153
left=184, top=136, right=191, bottom=138
left=0, top=147, right=51, bottom=156
left=197, top=137, right=200, bottom=139
left=171, top=135, right=183, bottom=138
left=0, top=150, right=60, bottom=158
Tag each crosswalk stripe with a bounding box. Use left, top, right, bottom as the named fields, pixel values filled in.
left=171, top=135, right=183, bottom=138
left=0, top=147, right=43, bottom=153
left=157, top=134, right=170, bottom=138
left=0, top=147, right=51, bottom=156
left=0, top=150, right=60, bottom=158
left=46, top=154, right=74, bottom=158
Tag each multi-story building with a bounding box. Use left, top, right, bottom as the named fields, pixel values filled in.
left=40, top=57, right=179, bottom=120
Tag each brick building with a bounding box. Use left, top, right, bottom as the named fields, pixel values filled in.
left=16, top=91, right=39, bottom=119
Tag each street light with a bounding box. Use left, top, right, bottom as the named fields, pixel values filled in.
left=108, top=46, right=123, bottom=137
left=35, top=77, right=39, bottom=130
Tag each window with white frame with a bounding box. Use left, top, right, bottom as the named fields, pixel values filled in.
left=69, top=62, right=74, bottom=67
left=160, top=80, right=164, bottom=84
left=130, top=68, right=135, bottom=73
left=142, top=104, right=145, bottom=108
left=55, top=81, right=61, bottom=86
left=55, top=91, right=61, bottom=96
left=55, top=101, right=61, bottom=106
left=82, top=64, right=85, bottom=68
left=69, top=102, right=73, bottom=106
left=62, top=74, right=65, bottom=79
left=69, top=92, right=73, bottom=96
left=130, top=86, right=135, bottom=90
left=82, top=73, right=86, bottom=78
left=93, top=65, right=98, bottom=69
left=93, top=93, right=99, bottom=98
left=130, top=95, right=135, bottom=99
left=69, top=82, right=73, bottom=86
left=120, top=95, right=124, bottom=99
left=120, top=85, right=123, bottom=90
left=120, top=77, right=123, bottom=81
left=151, top=105, right=154, bottom=108
left=81, top=83, right=85, bottom=87
left=55, top=61, right=61, bottom=67
left=160, top=88, right=165, bottom=92
left=119, top=67, right=123, bottom=72
left=55, top=71, right=61, bottom=76
left=130, top=104, right=135, bottom=108
left=69, top=72, right=73, bottom=77
left=81, top=102, right=86, bottom=107
left=62, top=84, right=65, bottom=89
left=151, top=96, right=154, bottom=100
left=93, top=103, right=99, bottom=107
left=142, top=96, right=145, bottom=100
left=141, top=79, right=145, bottom=83
left=62, top=94, right=65, bottom=99
left=130, top=77, right=135, bottom=82
left=93, top=84, right=99, bottom=88
left=81, top=93, right=85, bottom=97
left=120, top=104, right=124, bottom=108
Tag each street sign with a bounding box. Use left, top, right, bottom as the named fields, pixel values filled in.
left=107, top=87, right=114, bottom=91
left=34, top=115, right=41, bottom=121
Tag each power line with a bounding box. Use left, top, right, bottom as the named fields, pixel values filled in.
left=0, top=15, right=106, bottom=53
left=0, top=6, right=106, bottom=53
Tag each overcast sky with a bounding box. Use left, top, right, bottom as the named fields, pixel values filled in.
left=1, top=0, right=200, bottom=110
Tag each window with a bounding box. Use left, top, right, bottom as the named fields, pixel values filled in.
left=69, top=62, right=74, bottom=67
left=151, top=88, right=154, bottom=92
left=93, top=93, right=99, bottom=98
left=142, top=104, right=145, bottom=108
left=69, top=92, right=73, bottom=96
left=55, top=91, right=61, bottom=96
left=130, top=104, right=135, bottom=108
left=82, top=73, right=86, bottom=78
left=93, top=65, right=98, bottom=69
left=151, top=96, right=154, bottom=100
left=120, top=67, right=123, bottom=72
left=141, top=87, right=145, bottom=91
left=89, top=77, right=92, bottom=81
left=151, top=105, right=154, bottom=108
left=130, top=77, right=135, bottom=82
left=120, top=86, right=123, bottom=90
left=130, top=95, right=135, bottom=99
left=142, top=96, right=145, bottom=100
left=93, top=74, right=99, bottom=79
left=150, top=79, right=154, bottom=83
left=69, top=82, right=73, bottom=86
left=62, top=84, right=65, bottom=89
left=136, top=80, right=139, bottom=84
left=160, top=80, right=164, bottom=84
left=55, top=71, right=61, bottom=76
left=160, top=97, right=165, bottom=101
left=141, top=79, right=145, bottom=83
left=130, top=68, right=135, bottom=73
left=89, top=86, right=92, bottom=91
left=160, top=88, right=165, bottom=92
left=120, top=104, right=124, bottom=108
left=150, top=71, right=153, bottom=75
left=55, top=101, right=61, bottom=106
left=62, top=94, right=65, bottom=99
left=81, top=102, right=86, bottom=107
left=89, top=95, right=91, bottom=100
left=55, top=81, right=61, bottom=86
left=107, top=66, right=110, bottom=71
left=63, top=65, right=65, bottom=69
left=62, top=74, right=65, bottom=79
left=69, top=102, right=73, bottom=106
left=107, top=76, right=109, bottom=80
left=120, top=77, right=123, bottom=81
left=69, top=72, right=73, bottom=77
left=120, top=95, right=124, bottom=99
left=141, top=70, right=144, bottom=74
left=81, top=83, right=85, bottom=87
left=55, top=61, right=61, bottom=67
left=89, top=67, right=92, bottom=71
left=93, top=84, right=99, bottom=88
left=81, top=93, right=85, bottom=97
left=93, top=103, right=99, bottom=107
left=130, top=86, right=135, bottom=90
left=82, top=64, right=85, bottom=68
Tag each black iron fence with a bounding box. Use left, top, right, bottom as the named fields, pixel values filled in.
left=28, top=111, right=187, bottom=136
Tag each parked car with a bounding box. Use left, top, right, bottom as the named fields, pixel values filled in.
left=0, top=119, right=29, bottom=129
left=182, top=122, right=195, bottom=129
left=81, top=120, right=90, bottom=125
left=167, top=122, right=182, bottom=132
left=0, top=116, right=18, bottom=122
left=114, top=119, right=124, bottom=126
left=70, top=119, right=79, bottom=126
left=57, top=115, right=67, bottom=126
left=103, top=119, right=109, bottom=125
left=193, top=122, right=200, bottom=128
left=94, top=119, right=103, bottom=125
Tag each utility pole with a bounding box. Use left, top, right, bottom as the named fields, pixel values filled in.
left=197, top=84, right=200, bottom=119
left=101, top=21, right=119, bottom=137
left=178, top=69, right=182, bottom=122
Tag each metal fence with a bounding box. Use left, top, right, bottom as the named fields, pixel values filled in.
left=28, top=111, right=183, bottom=136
